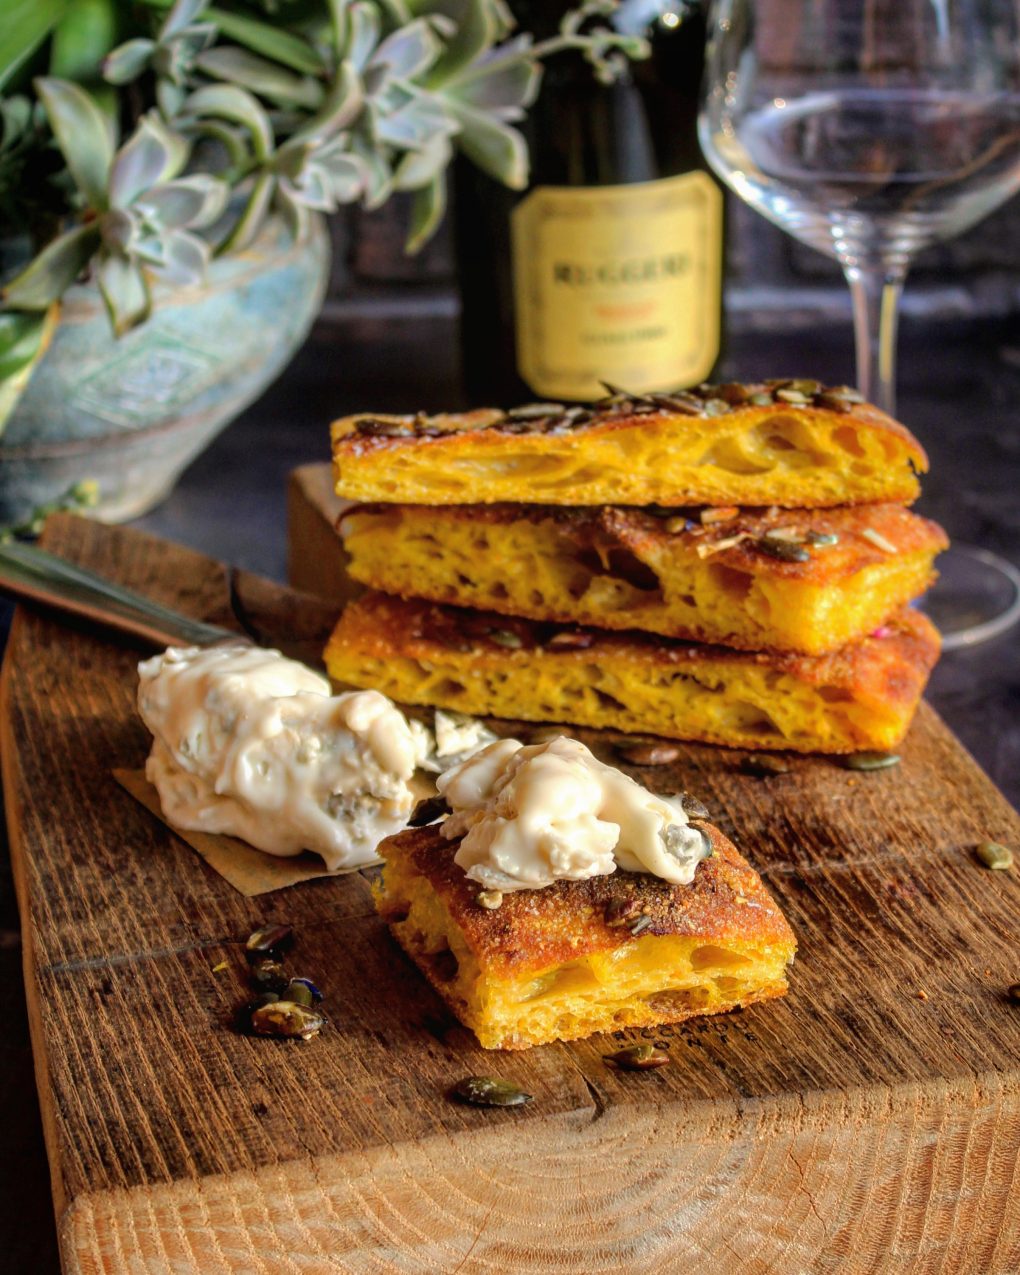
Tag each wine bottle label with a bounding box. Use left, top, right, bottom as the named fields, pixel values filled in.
left=511, top=172, right=722, bottom=401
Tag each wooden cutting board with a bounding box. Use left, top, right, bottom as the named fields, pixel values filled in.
left=4, top=513, right=1020, bottom=1275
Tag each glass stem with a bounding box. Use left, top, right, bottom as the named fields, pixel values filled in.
left=843, top=262, right=906, bottom=416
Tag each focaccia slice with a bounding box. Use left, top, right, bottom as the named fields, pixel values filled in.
left=341, top=502, right=947, bottom=655
left=331, top=382, right=927, bottom=508
left=324, top=593, right=940, bottom=754
left=375, top=822, right=796, bottom=1050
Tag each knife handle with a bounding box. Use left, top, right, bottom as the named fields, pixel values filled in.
left=0, top=540, right=238, bottom=650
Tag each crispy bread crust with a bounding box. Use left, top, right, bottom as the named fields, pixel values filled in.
left=377, top=823, right=796, bottom=980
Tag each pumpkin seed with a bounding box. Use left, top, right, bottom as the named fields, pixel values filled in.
left=616, top=741, right=680, bottom=766
left=976, top=841, right=1014, bottom=871
left=826, top=385, right=865, bottom=403
left=629, top=915, right=653, bottom=937
left=245, top=924, right=294, bottom=961
left=649, top=392, right=702, bottom=415
left=741, top=755, right=790, bottom=777
left=714, top=382, right=752, bottom=404
left=703, top=398, right=731, bottom=416
left=775, top=388, right=809, bottom=404
left=756, top=537, right=811, bottom=563
left=409, top=794, right=451, bottom=827
left=860, top=527, right=898, bottom=554
left=236, top=991, right=280, bottom=1032
left=452, top=1076, right=533, bottom=1107
left=545, top=630, right=594, bottom=650
left=816, top=393, right=854, bottom=414
left=665, top=515, right=698, bottom=534
left=606, top=1044, right=670, bottom=1070
left=806, top=531, right=839, bottom=547
left=841, top=751, right=901, bottom=771
left=284, top=978, right=323, bottom=1007
left=748, top=392, right=774, bottom=406
left=604, top=896, right=641, bottom=928
left=700, top=506, right=740, bottom=526
left=507, top=402, right=565, bottom=420
left=251, top=1001, right=326, bottom=1041
left=680, top=792, right=710, bottom=820
left=251, top=959, right=289, bottom=993
left=476, top=890, right=504, bottom=910
left=355, top=418, right=411, bottom=437
left=488, top=629, right=523, bottom=650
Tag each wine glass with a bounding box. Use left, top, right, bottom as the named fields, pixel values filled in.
left=698, top=0, right=1020, bottom=649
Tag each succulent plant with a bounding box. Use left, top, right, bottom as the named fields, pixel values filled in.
left=0, top=0, right=648, bottom=429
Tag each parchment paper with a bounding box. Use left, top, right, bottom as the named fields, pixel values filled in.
left=113, top=768, right=433, bottom=897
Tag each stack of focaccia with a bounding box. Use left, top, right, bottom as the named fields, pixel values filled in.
left=324, top=381, right=947, bottom=754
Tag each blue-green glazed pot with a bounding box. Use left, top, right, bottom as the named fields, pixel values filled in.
left=0, top=214, right=330, bottom=523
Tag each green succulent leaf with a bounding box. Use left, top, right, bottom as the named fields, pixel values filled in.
left=373, top=83, right=455, bottom=149
left=368, top=19, right=443, bottom=82
left=282, top=165, right=332, bottom=211
left=162, top=0, right=209, bottom=41
left=219, top=169, right=275, bottom=252
left=196, top=46, right=324, bottom=109
left=405, top=171, right=445, bottom=253
left=0, top=0, right=70, bottom=93
left=0, top=306, right=58, bottom=437
left=346, top=3, right=382, bottom=72
left=274, top=182, right=310, bottom=240
left=446, top=36, right=540, bottom=119
left=314, top=139, right=365, bottom=201
left=2, top=223, right=101, bottom=308
left=137, top=174, right=227, bottom=228
left=448, top=98, right=527, bottom=187
left=103, top=37, right=157, bottom=84
left=185, top=84, right=274, bottom=161
left=207, top=8, right=325, bottom=75
left=324, top=0, right=351, bottom=58
left=349, top=132, right=392, bottom=208
left=392, top=131, right=451, bottom=189
left=285, top=61, right=362, bottom=152
left=157, top=79, right=186, bottom=117
left=420, top=0, right=513, bottom=87
left=97, top=252, right=151, bottom=335
left=99, top=208, right=137, bottom=254
left=148, top=229, right=209, bottom=284
left=35, top=76, right=116, bottom=209
left=108, top=115, right=186, bottom=208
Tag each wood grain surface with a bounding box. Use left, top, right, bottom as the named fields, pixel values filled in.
left=3, top=513, right=1020, bottom=1274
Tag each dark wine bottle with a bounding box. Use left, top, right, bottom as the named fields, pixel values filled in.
left=454, top=0, right=724, bottom=407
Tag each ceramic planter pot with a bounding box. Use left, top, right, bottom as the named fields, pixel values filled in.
left=0, top=214, right=330, bottom=524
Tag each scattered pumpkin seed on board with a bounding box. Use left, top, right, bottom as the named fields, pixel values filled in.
left=452, top=1076, right=533, bottom=1107
left=841, top=752, right=901, bottom=772
left=976, top=841, right=1014, bottom=870
left=605, top=1044, right=671, bottom=1070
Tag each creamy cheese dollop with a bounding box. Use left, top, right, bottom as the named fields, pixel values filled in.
left=137, top=644, right=430, bottom=871
left=436, top=736, right=711, bottom=893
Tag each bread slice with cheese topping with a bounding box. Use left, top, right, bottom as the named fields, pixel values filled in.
left=374, top=821, right=796, bottom=1050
